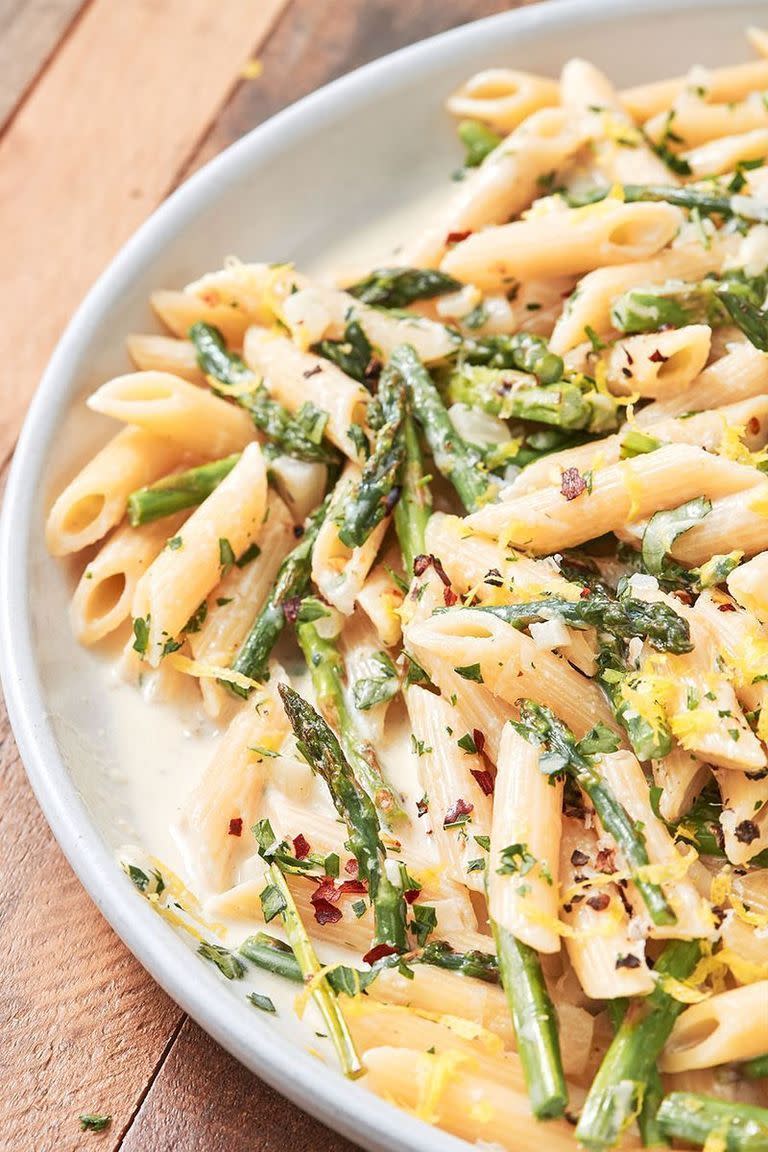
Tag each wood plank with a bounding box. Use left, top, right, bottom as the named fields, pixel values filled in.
left=187, top=0, right=518, bottom=178
left=120, top=1018, right=361, bottom=1152
left=0, top=0, right=290, bottom=469
left=0, top=696, right=183, bottom=1151
left=0, top=0, right=86, bottom=131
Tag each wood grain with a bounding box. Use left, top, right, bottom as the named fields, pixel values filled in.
left=0, top=0, right=86, bottom=130
left=120, top=1018, right=360, bottom=1152
left=0, top=0, right=289, bottom=469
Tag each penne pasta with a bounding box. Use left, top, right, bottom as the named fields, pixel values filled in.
left=662, top=983, right=768, bottom=1072
left=446, top=68, right=560, bottom=133
left=126, top=333, right=205, bottom=384
left=621, top=58, right=768, bottom=122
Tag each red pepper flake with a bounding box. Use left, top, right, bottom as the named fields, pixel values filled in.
left=718, top=602, right=737, bottom=612
left=228, top=817, right=243, bottom=837
left=615, top=953, right=642, bottom=970
left=293, top=524, right=305, bottom=539
left=363, top=942, right=400, bottom=966
left=649, top=349, right=669, bottom=364
left=595, top=846, right=617, bottom=874
left=580, top=586, right=591, bottom=599
left=443, top=586, right=458, bottom=607
left=416, top=796, right=429, bottom=818
left=472, top=729, right=486, bottom=755
left=293, top=833, right=311, bottom=859
left=313, top=899, right=343, bottom=926
left=404, top=889, right=421, bottom=905
left=338, top=879, right=368, bottom=896
left=199, top=290, right=221, bottom=306
left=748, top=416, right=761, bottom=435
left=282, top=596, right=301, bottom=623
left=570, top=849, right=590, bottom=867
left=444, top=798, right=474, bottom=827
left=586, top=893, right=610, bottom=912
left=302, top=365, right=322, bottom=379
left=364, top=356, right=382, bottom=383
left=446, top=230, right=472, bottom=244
left=344, top=858, right=359, bottom=876
left=624, top=348, right=634, bottom=366
left=470, top=768, right=494, bottom=796
left=735, top=819, right=760, bottom=844
left=311, top=877, right=340, bottom=904
left=560, top=467, right=588, bottom=501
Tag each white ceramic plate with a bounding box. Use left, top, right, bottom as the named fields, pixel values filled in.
left=2, top=2, right=765, bottom=1147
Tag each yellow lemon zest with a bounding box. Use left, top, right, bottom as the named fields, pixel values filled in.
left=167, top=653, right=263, bottom=696
left=415, top=1049, right=474, bottom=1124
left=294, top=963, right=349, bottom=1019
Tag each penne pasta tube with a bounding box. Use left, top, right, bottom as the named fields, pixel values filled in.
left=406, top=108, right=588, bottom=268
left=266, top=455, right=327, bottom=523
left=243, top=326, right=369, bottom=461
left=662, top=983, right=768, bottom=1072
left=635, top=344, right=768, bottom=427
left=354, top=559, right=405, bottom=647
left=596, top=750, right=714, bottom=939
left=362, top=1047, right=607, bottom=1150
left=599, top=325, right=712, bottom=398
left=405, top=686, right=493, bottom=894
left=715, top=769, right=768, bottom=866
left=620, top=488, right=768, bottom=565
left=559, top=817, right=655, bottom=999
left=621, top=58, right=768, bottom=122
left=188, top=493, right=295, bottom=718
left=70, top=513, right=187, bottom=645
left=151, top=288, right=254, bottom=346
left=446, top=68, right=560, bottom=133
left=86, top=371, right=255, bottom=457
left=548, top=244, right=730, bottom=354
left=488, top=723, right=563, bottom=953
left=682, top=127, right=768, bottom=179
left=728, top=550, right=768, bottom=624
left=404, top=609, right=615, bottom=738
left=132, top=442, right=269, bottom=666
left=311, top=463, right=389, bottom=614
left=695, top=587, right=768, bottom=729
left=440, top=199, right=683, bottom=290
left=651, top=746, right=709, bottom=824
left=467, top=445, right=764, bottom=553
left=645, top=91, right=768, bottom=150
left=176, top=688, right=290, bottom=894
left=560, top=58, right=674, bottom=184
left=184, top=260, right=276, bottom=326
left=126, top=333, right=205, bottom=384
left=510, top=395, right=768, bottom=496
left=45, top=426, right=188, bottom=556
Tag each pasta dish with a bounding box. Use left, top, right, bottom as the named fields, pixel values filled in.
left=46, top=32, right=768, bottom=1152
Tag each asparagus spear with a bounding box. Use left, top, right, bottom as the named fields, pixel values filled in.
left=577, top=940, right=701, bottom=1150
left=611, top=272, right=766, bottom=335
left=312, top=320, right=374, bottom=385
left=395, top=412, right=432, bottom=575
left=127, top=454, right=241, bottom=525
left=278, top=684, right=408, bottom=951
left=493, top=923, right=568, bottom=1120
left=390, top=344, right=491, bottom=512
left=461, top=331, right=564, bottom=384
left=470, top=591, right=692, bottom=654
left=447, top=364, right=621, bottom=433
left=514, top=701, right=676, bottom=926
left=259, top=862, right=363, bottom=1078
left=295, top=612, right=403, bottom=822
left=597, top=636, right=674, bottom=762
left=346, top=267, right=462, bottom=308
left=336, top=365, right=406, bottom=548
left=569, top=183, right=768, bottom=225
left=189, top=322, right=340, bottom=465
left=745, top=1054, right=768, bottom=1080
left=230, top=497, right=329, bottom=690
left=657, top=1093, right=768, bottom=1151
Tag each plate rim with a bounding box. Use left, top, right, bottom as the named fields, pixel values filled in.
left=0, top=0, right=748, bottom=1147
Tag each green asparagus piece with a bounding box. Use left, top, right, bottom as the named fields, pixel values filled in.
left=390, top=344, right=490, bottom=512
left=418, top=939, right=499, bottom=983
left=612, top=271, right=767, bottom=335
left=395, top=412, right=432, bottom=575
left=127, top=454, right=241, bottom=525
left=461, top=331, right=564, bottom=384
left=514, top=701, right=676, bottom=925
left=447, top=364, right=620, bottom=433
left=346, top=267, right=462, bottom=308
left=597, top=636, right=674, bottom=762
left=337, top=365, right=406, bottom=548
left=278, top=684, right=408, bottom=952
left=745, top=1054, right=768, bottom=1080
left=296, top=613, right=403, bottom=823
left=657, top=1093, right=768, bottom=1151
left=260, top=862, right=363, bottom=1078
left=189, top=322, right=340, bottom=464
left=230, top=497, right=328, bottom=689
left=312, top=320, right=374, bottom=385
left=569, top=182, right=768, bottom=225
left=577, top=941, right=701, bottom=1150
left=604, top=999, right=667, bottom=1148
left=718, top=290, right=768, bottom=351
left=470, top=590, right=692, bottom=654
left=240, top=932, right=303, bottom=981
left=457, top=118, right=503, bottom=167
left=493, top=923, right=567, bottom=1120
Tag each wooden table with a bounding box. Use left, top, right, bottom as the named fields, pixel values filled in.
left=0, top=2, right=534, bottom=1147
